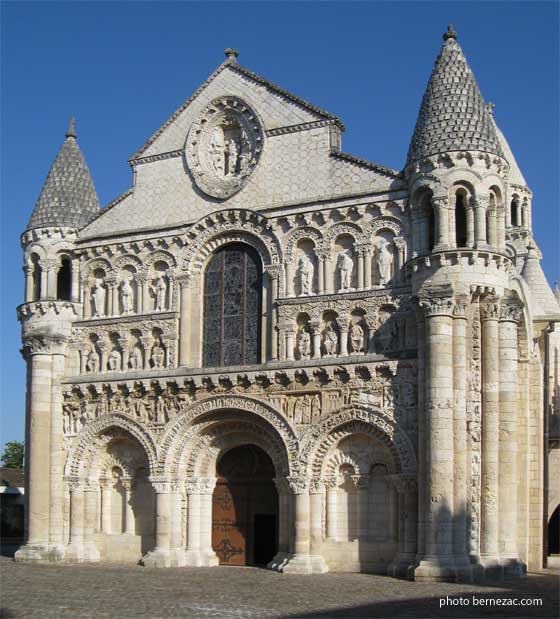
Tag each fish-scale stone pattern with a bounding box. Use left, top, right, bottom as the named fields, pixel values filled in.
left=406, top=36, right=504, bottom=165
left=27, top=136, right=99, bottom=230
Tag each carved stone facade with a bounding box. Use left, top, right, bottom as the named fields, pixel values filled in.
left=16, top=32, right=559, bottom=581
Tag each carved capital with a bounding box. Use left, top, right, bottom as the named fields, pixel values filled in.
left=480, top=296, right=500, bottom=321
left=418, top=293, right=454, bottom=318
left=22, top=333, right=68, bottom=356
left=264, top=264, right=282, bottom=280
left=432, top=196, right=449, bottom=210
left=309, top=477, right=325, bottom=494
left=149, top=476, right=172, bottom=494
left=351, top=475, right=370, bottom=489
left=286, top=476, right=310, bottom=494
left=120, top=478, right=135, bottom=492
left=323, top=475, right=339, bottom=490
left=452, top=295, right=469, bottom=319
left=65, top=477, right=84, bottom=493
left=499, top=299, right=523, bottom=323
left=390, top=474, right=418, bottom=494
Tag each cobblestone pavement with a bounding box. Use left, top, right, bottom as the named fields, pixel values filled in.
left=1, top=557, right=558, bottom=619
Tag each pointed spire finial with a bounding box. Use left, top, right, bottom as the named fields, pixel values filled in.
left=224, top=48, right=239, bottom=63
left=66, top=116, right=76, bottom=139
left=443, top=24, right=457, bottom=41
left=554, top=282, right=560, bottom=304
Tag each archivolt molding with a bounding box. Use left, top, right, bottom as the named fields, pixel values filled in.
left=159, top=394, right=298, bottom=476
left=64, top=413, right=158, bottom=478
left=113, top=254, right=145, bottom=274
left=324, top=441, right=394, bottom=477
left=184, top=420, right=290, bottom=478
left=298, top=404, right=416, bottom=477
left=365, top=216, right=405, bottom=239
left=324, top=222, right=364, bottom=245
left=143, top=249, right=177, bottom=270
left=84, top=257, right=114, bottom=278
left=181, top=209, right=282, bottom=275
left=284, top=227, right=324, bottom=262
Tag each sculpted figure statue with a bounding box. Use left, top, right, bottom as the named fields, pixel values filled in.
left=86, top=348, right=100, bottom=373
left=152, top=274, right=167, bottom=311
left=297, top=329, right=311, bottom=359
left=108, top=349, right=121, bottom=372
left=324, top=321, right=338, bottom=357
left=92, top=278, right=106, bottom=317
left=350, top=323, right=365, bottom=354
left=120, top=278, right=134, bottom=314
left=375, top=241, right=393, bottom=285
left=129, top=346, right=142, bottom=370
left=297, top=254, right=314, bottom=296
left=226, top=138, right=239, bottom=175
left=210, top=128, right=224, bottom=174
left=151, top=343, right=165, bottom=369
left=337, top=250, right=354, bottom=291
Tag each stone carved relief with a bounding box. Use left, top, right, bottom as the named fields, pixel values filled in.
left=337, top=250, right=354, bottom=292
left=92, top=278, right=106, bottom=317
left=186, top=96, right=264, bottom=199
left=297, top=254, right=315, bottom=296
left=349, top=323, right=365, bottom=354
left=323, top=321, right=339, bottom=357
left=374, top=239, right=393, bottom=286
left=120, top=278, right=134, bottom=315
left=297, top=328, right=311, bottom=360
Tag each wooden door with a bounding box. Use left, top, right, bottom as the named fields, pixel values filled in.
left=212, top=482, right=247, bottom=566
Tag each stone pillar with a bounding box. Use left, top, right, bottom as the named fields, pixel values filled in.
left=388, top=476, right=418, bottom=578
left=310, top=321, right=322, bottom=360
left=65, top=479, right=85, bottom=562
left=316, top=256, right=325, bottom=295
left=169, top=481, right=186, bottom=567
left=356, top=248, right=365, bottom=290
left=265, top=266, right=280, bottom=361
left=433, top=197, right=450, bottom=250
left=353, top=475, right=369, bottom=541
left=448, top=201, right=457, bottom=249
left=141, top=336, right=151, bottom=370
left=71, top=259, right=80, bottom=303
left=82, top=278, right=91, bottom=319
left=325, top=477, right=338, bottom=542
left=325, top=257, right=334, bottom=294
left=198, top=478, right=219, bottom=566
left=496, top=207, right=506, bottom=252
left=142, top=478, right=172, bottom=568
left=452, top=298, right=472, bottom=579
left=394, top=238, right=406, bottom=284
left=309, top=478, right=324, bottom=547
left=39, top=261, right=48, bottom=300
left=100, top=479, right=112, bottom=535
left=466, top=203, right=475, bottom=247
left=487, top=208, right=498, bottom=249
left=338, top=317, right=349, bottom=357
left=269, top=478, right=290, bottom=570
left=142, top=277, right=151, bottom=313
left=167, top=276, right=174, bottom=311
left=498, top=298, right=524, bottom=576
left=474, top=195, right=489, bottom=248
left=178, top=275, right=190, bottom=366
left=45, top=259, right=57, bottom=300
left=83, top=480, right=101, bottom=561
left=121, top=479, right=135, bottom=535
left=479, top=296, right=503, bottom=578
left=285, top=326, right=295, bottom=361
left=414, top=288, right=456, bottom=581
left=364, top=249, right=373, bottom=289
left=366, top=315, right=377, bottom=354
left=24, top=265, right=34, bottom=302
left=282, top=477, right=328, bottom=574
left=48, top=349, right=67, bottom=560
left=184, top=481, right=202, bottom=566
left=15, top=338, right=54, bottom=562
left=285, top=262, right=295, bottom=297
left=98, top=341, right=108, bottom=373
left=121, top=337, right=130, bottom=372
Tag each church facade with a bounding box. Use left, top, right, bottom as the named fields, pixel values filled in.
left=15, top=27, right=560, bottom=582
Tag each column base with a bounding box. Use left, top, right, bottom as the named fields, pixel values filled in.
left=83, top=542, right=100, bottom=562
left=387, top=554, right=416, bottom=579
left=412, top=556, right=470, bottom=583
left=475, top=555, right=504, bottom=581
left=280, top=553, right=329, bottom=574
left=47, top=543, right=66, bottom=563
left=65, top=543, right=85, bottom=563
left=268, top=552, right=289, bottom=571
left=141, top=548, right=171, bottom=568
left=183, top=549, right=203, bottom=567
left=14, top=543, right=51, bottom=563
left=501, top=556, right=526, bottom=578
left=169, top=548, right=186, bottom=567
left=200, top=549, right=219, bottom=567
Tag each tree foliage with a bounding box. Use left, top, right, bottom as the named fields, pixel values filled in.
left=1, top=441, right=24, bottom=469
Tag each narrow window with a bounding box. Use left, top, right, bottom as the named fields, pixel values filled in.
left=510, top=198, right=519, bottom=226
left=455, top=193, right=467, bottom=247
left=56, top=258, right=72, bottom=301
left=428, top=203, right=435, bottom=252
left=203, top=243, right=262, bottom=367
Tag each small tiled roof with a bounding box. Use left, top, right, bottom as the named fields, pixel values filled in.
left=27, top=118, right=100, bottom=230
left=0, top=468, right=24, bottom=488
left=406, top=25, right=504, bottom=166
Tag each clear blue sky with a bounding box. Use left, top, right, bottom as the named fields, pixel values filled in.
left=1, top=1, right=558, bottom=449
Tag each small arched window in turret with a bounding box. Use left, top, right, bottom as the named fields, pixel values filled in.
left=510, top=197, right=520, bottom=227
left=455, top=191, right=468, bottom=248
left=427, top=201, right=435, bottom=252
left=30, top=253, right=42, bottom=301
left=56, top=257, right=72, bottom=301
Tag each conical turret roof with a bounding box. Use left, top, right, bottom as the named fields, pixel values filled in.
left=521, top=242, right=560, bottom=315
left=406, top=25, right=504, bottom=166
left=27, top=118, right=100, bottom=230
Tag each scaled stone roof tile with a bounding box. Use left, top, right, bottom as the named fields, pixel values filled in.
left=27, top=124, right=99, bottom=230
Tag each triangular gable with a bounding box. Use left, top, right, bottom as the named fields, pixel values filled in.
left=131, top=59, right=344, bottom=161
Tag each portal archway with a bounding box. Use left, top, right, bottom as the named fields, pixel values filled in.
left=212, top=444, right=278, bottom=566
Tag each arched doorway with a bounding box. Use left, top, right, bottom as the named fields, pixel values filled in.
left=212, top=445, right=278, bottom=566
left=549, top=505, right=560, bottom=556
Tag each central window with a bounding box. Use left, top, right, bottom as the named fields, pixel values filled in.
left=203, top=243, right=262, bottom=367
